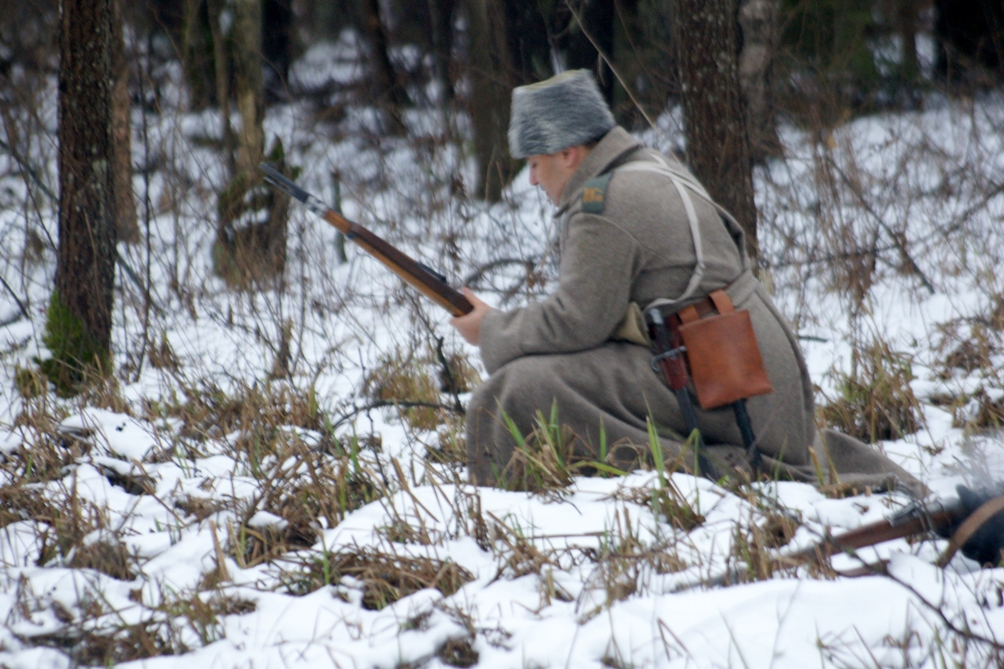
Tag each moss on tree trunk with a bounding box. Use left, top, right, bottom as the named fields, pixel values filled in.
left=41, top=291, right=111, bottom=395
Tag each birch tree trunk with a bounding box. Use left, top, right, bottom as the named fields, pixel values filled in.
left=207, top=0, right=236, bottom=177
left=737, top=0, right=782, bottom=161
left=675, top=0, right=760, bottom=265
left=233, top=0, right=264, bottom=176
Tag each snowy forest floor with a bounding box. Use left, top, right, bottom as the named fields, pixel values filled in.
left=2, top=36, right=1004, bottom=669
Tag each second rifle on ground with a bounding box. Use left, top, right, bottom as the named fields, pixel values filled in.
left=676, top=486, right=1004, bottom=591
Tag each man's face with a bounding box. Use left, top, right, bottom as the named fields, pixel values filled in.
left=527, top=148, right=581, bottom=204
left=527, top=153, right=566, bottom=204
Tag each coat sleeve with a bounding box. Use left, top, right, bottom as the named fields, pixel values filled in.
left=478, top=212, right=642, bottom=374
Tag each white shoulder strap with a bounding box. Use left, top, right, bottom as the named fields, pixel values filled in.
left=615, top=156, right=709, bottom=306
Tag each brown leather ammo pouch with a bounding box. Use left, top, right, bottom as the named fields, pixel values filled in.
left=676, top=290, right=773, bottom=410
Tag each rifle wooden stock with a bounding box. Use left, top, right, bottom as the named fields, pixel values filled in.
left=260, top=163, right=473, bottom=317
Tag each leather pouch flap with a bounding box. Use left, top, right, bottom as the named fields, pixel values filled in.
left=678, top=310, right=773, bottom=409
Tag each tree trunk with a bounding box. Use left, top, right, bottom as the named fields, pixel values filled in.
left=502, top=0, right=553, bottom=86
left=359, top=0, right=409, bottom=130
left=112, top=0, right=139, bottom=243
left=233, top=0, right=264, bottom=176
left=896, top=0, right=920, bottom=85
left=427, top=0, right=457, bottom=107
left=674, top=0, right=759, bottom=265
left=465, top=0, right=514, bottom=202
left=263, top=0, right=294, bottom=102
left=564, top=0, right=616, bottom=104
left=207, top=0, right=236, bottom=177
left=214, top=0, right=289, bottom=289
left=48, top=0, right=118, bottom=390
left=182, top=0, right=215, bottom=109
left=737, top=0, right=782, bottom=161
left=934, top=0, right=1004, bottom=83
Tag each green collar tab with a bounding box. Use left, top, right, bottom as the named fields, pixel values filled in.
left=581, top=173, right=612, bottom=214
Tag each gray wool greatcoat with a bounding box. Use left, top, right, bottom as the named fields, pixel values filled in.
left=467, top=127, right=921, bottom=493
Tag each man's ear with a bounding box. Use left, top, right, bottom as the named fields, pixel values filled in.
left=559, top=146, right=581, bottom=169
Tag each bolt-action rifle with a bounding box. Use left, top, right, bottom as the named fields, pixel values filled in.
left=259, top=163, right=473, bottom=317
left=677, top=486, right=1004, bottom=591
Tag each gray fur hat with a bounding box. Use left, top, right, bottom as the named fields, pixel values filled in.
left=508, top=70, right=616, bottom=158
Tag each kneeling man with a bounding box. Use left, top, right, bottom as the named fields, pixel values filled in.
left=451, top=70, right=919, bottom=493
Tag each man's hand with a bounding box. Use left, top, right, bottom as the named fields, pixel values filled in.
left=450, top=288, right=491, bottom=346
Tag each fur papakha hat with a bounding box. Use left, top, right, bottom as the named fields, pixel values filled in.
left=508, top=69, right=616, bottom=159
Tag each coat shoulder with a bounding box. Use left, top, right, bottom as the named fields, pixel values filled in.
left=600, top=161, right=690, bottom=225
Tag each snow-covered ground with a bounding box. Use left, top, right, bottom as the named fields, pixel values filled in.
left=1, top=37, right=1003, bottom=668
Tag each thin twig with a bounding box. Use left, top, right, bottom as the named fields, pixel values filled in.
left=461, top=257, right=536, bottom=287
left=765, top=244, right=897, bottom=270
left=829, top=160, right=936, bottom=295
left=0, top=137, right=164, bottom=313
left=0, top=275, right=31, bottom=322
left=881, top=566, right=1004, bottom=652
left=564, top=1, right=657, bottom=132
left=331, top=399, right=463, bottom=431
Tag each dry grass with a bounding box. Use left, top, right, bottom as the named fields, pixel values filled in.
left=496, top=405, right=629, bottom=494
left=727, top=498, right=803, bottom=584
left=22, top=621, right=179, bottom=666
left=145, top=378, right=322, bottom=445
left=18, top=588, right=256, bottom=665
left=423, top=418, right=467, bottom=465
left=217, top=404, right=386, bottom=568
left=487, top=512, right=558, bottom=580
left=499, top=419, right=580, bottom=494
left=362, top=345, right=478, bottom=433
left=930, top=301, right=1004, bottom=432
left=437, top=636, right=479, bottom=667
left=174, top=495, right=226, bottom=521
left=279, top=545, right=472, bottom=609
left=818, top=337, right=923, bottom=443
left=958, top=389, right=1004, bottom=431
left=0, top=376, right=392, bottom=659
left=0, top=476, right=141, bottom=580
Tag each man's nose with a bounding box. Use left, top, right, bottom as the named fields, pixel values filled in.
left=528, top=170, right=538, bottom=186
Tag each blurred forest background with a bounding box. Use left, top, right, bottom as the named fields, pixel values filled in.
left=5, top=0, right=1003, bottom=205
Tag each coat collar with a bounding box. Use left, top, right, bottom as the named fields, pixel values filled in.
left=556, top=126, right=642, bottom=215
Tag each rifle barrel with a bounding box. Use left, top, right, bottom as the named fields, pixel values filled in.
left=676, top=496, right=966, bottom=591
left=787, top=501, right=960, bottom=564
left=260, top=163, right=473, bottom=316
